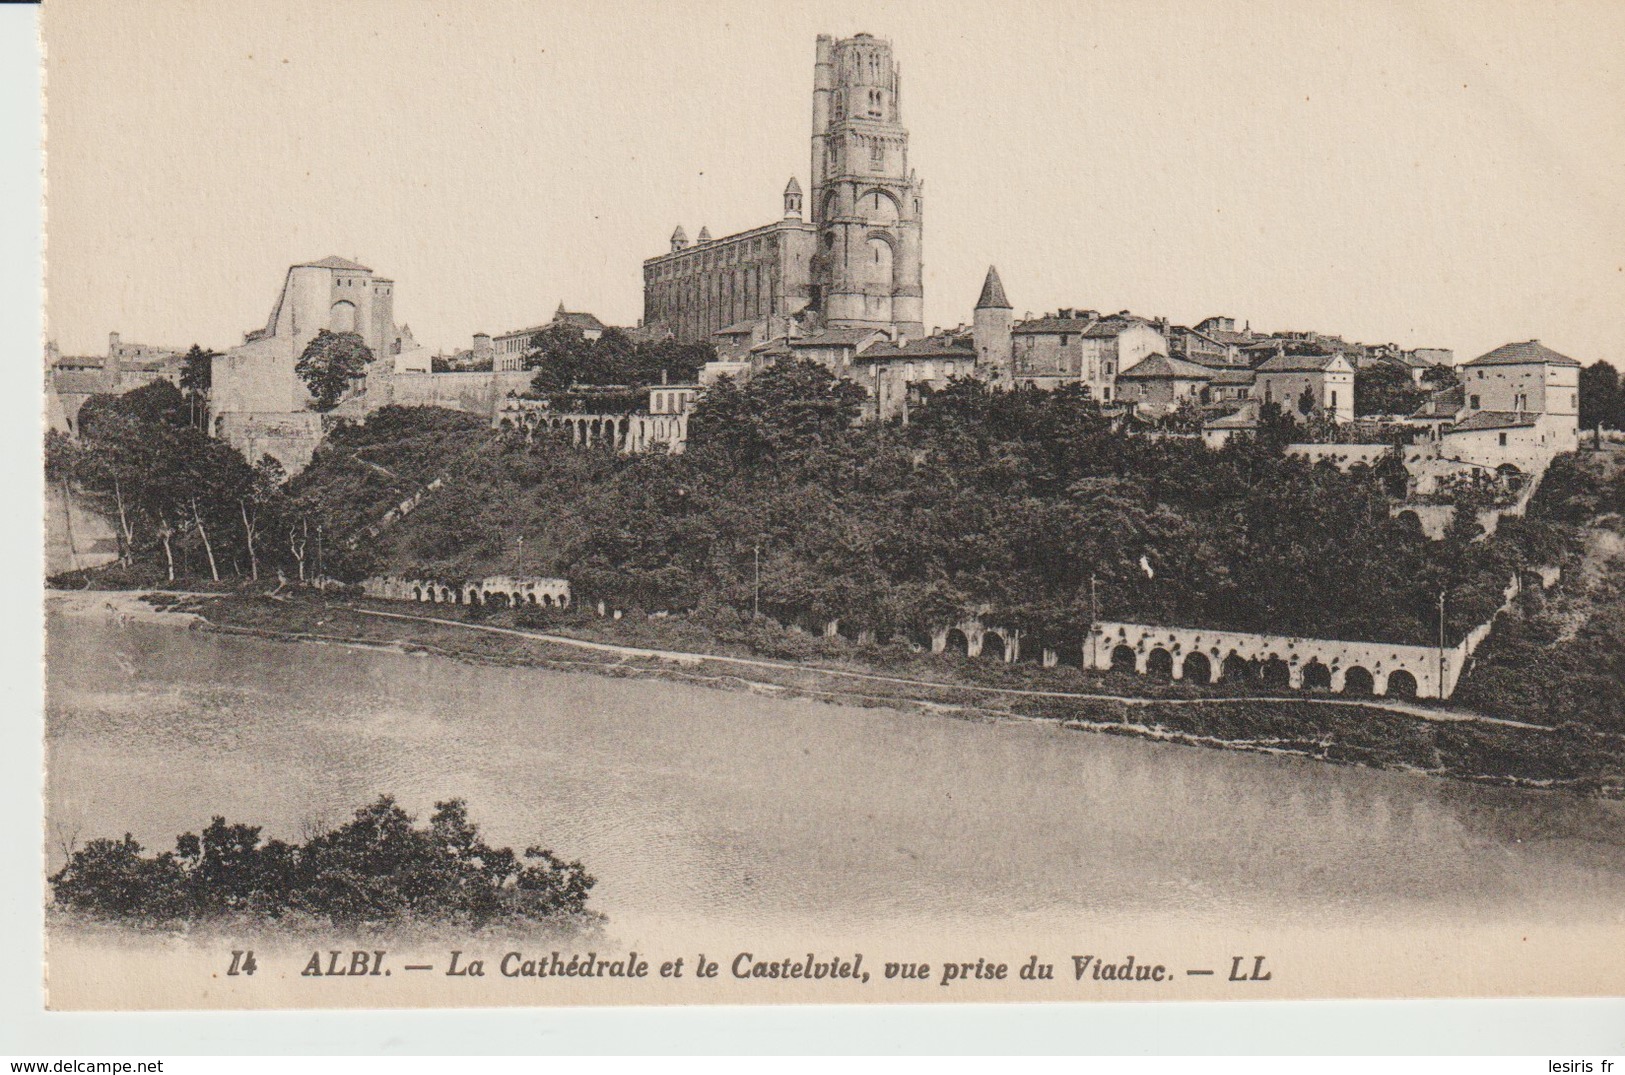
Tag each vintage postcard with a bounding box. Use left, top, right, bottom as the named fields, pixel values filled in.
left=39, top=0, right=1624, bottom=1011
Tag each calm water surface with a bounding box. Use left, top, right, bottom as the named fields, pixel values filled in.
left=45, top=613, right=1625, bottom=940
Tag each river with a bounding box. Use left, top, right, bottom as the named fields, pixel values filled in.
left=44, top=610, right=1625, bottom=943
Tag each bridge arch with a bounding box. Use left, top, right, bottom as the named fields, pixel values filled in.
left=1385, top=669, right=1419, bottom=698
left=1260, top=655, right=1290, bottom=688
left=1182, top=651, right=1213, bottom=684
left=1220, top=652, right=1253, bottom=683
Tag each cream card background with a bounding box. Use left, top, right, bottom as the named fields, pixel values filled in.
left=17, top=0, right=1625, bottom=1047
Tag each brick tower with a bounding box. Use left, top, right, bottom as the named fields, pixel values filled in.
left=809, top=33, right=925, bottom=339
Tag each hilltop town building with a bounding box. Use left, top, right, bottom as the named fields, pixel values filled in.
left=1445, top=340, right=1581, bottom=462
left=422, top=303, right=612, bottom=373
left=643, top=33, right=925, bottom=345
left=1253, top=351, right=1356, bottom=422
left=1114, top=353, right=1215, bottom=415
left=210, top=256, right=426, bottom=471
left=854, top=332, right=977, bottom=420
left=46, top=332, right=187, bottom=434
left=492, top=304, right=608, bottom=371
left=1010, top=312, right=1166, bottom=399
left=1167, top=325, right=1237, bottom=367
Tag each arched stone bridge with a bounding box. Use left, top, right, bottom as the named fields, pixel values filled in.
left=1084, top=621, right=1455, bottom=698
left=495, top=399, right=688, bottom=454
left=363, top=574, right=572, bottom=609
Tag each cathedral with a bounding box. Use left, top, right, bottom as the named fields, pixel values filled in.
left=641, top=33, right=925, bottom=343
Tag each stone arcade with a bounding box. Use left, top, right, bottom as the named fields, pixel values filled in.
left=363, top=574, right=572, bottom=609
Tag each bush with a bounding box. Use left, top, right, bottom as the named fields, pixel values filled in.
left=49, top=796, right=598, bottom=933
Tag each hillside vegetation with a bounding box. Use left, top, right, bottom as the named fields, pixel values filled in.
left=281, top=361, right=1553, bottom=653
left=1453, top=448, right=1625, bottom=734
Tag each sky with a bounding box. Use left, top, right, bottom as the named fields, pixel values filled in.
left=42, top=0, right=1625, bottom=365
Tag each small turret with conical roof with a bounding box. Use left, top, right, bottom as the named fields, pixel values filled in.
left=975, top=265, right=1012, bottom=310
left=783, top=176, right=803, bottom=219
left=973, top=265, right=1014, bottom=386
left=670, top=225, right=689, bottom=253
left=697, top=225, right=713, bottom=245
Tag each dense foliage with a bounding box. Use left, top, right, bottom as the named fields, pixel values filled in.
left=296, top=329, right=374, bottom=411
left=1354, top=361, right=1428, bottom=417
left=526, top=324, right=713, bottom=393
left=1580, top=360, right=1623, bottom=434
left=48, top=381, right=290, bottom=582
left=49, top=796, right=596, bottom=931
left=56, top=359, right=1600, bottom=659
left=1453, top=452, right=1625, bottom=733
left=288, top=362, right=1542, bottom=649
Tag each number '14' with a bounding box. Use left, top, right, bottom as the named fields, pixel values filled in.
left=227, top=950, right=258, bottom=976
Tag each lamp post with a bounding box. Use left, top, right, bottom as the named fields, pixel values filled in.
left=753, top=543, right=761, bottom=620
left=1437, top=588, right=1447, bottom=699
left=1088, top=572, right=1099, bottom=670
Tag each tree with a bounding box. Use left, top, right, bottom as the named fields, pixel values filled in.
left=1579, top=360, right=1621, bottom=435
left=526, top=324, right=597, bottom=391
left=527, top=326, right=714, bottom=394
left=1160, top=398, right=1205, bottom=434
left=1421, top=363, right=1459, bottom=389
left=1355, top=361, right=1428, bottom=417
left=52, top=380, right=259, bottom=582
left=239, top=456, right=287, bottom=581
left=686, top=358, right=868, bottom=461
left=178, top=344, right=220, bottom=429
left=295, top=330, right=373, bottom=412
left=79, top=379, right=189, bottom=436
left=48, top=796, right=597, bottom=930
left=1373, top=442, right=1411, bottom=499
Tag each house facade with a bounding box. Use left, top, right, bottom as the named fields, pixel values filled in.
left=1010, top=312, right=1165, bottom=400
left=1114, top=353, right=1213, bottom=416
left=1254, top=352, right=1356, bottom=422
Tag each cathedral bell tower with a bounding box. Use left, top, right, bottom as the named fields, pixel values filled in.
left=809, top=33, right=925, bottom=340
